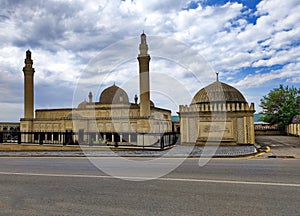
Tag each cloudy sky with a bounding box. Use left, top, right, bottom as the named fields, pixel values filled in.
left=0, top=0, right=299, bottom=121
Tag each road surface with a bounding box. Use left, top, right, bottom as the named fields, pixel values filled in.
left=256, top=135, right=300, bottom=158
left=0, top=157, right=299, bottom=216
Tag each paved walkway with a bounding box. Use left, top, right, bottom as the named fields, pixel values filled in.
left=0, top=144, right=257, bottom=158
left=255, top=135, right=300, bottom=158
left=2, top=136, right=300, bottom=158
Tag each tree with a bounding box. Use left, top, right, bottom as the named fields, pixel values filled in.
left=260, top=85, right=300, bottom=127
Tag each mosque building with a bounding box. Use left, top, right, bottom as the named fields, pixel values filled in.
left=19, top=33, right=255, bottom=147
left=20, top=33, right=172, bottom=146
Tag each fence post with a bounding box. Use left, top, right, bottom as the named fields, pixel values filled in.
left=160, top=134, right=164, bottom=150
left=89, top=133, right=94, bottom=146
left=18, top=132, right=21, bottom=144
left=39, top=134, right=43, bottom=145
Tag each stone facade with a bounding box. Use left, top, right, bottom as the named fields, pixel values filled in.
left=20, top=33, right=172, bottom=146
left=179, top=80, right=255, bottom=146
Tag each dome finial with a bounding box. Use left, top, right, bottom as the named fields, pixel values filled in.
left=216, top=72, right=219, bottom=81
left=134, top=94, right=138, bottom=104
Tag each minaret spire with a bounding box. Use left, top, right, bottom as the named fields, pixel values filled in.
left=216, top=72, right=219, bottom=81
left=139, top=31, right=149, bottom=57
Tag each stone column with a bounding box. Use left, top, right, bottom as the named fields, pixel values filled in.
left=137, top=32, right=151, bottom=117
left=23, top=50, right=35, bottom=119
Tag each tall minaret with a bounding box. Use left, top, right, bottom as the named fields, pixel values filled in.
left=23, top=50, right=35, bottom=119
left=88, top=91, right=93, bottom=103
left=137, top=32, right=151, bottom=117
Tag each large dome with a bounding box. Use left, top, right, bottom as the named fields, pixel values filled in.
left=99, top=84, right=129, bottom=104
left=191, top=81, right=246, bottom=104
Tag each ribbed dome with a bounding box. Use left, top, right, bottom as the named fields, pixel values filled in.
left=77, top=100, right=87, bottom=109
left=99, top=84, right=129, bottom=104
left=191, top=81, right=246, bottom=104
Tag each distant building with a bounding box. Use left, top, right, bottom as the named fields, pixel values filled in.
left=171, top=116, right=180, bottom=133
left=0, top=122, right=20, bottom=132
left=0, top=122, right=20, bottom=143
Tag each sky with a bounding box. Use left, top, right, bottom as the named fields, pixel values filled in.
left=0, top=0, right=299, bottom=121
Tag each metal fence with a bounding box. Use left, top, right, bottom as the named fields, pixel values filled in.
left=0, top=131, right=179, bottom=150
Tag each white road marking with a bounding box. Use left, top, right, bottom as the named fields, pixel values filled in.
left=0, top=171, right=299, bottom=187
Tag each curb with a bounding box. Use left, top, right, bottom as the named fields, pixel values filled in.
left=246, top=146, right=270, bottom=159
left=0, top=144, right=260, bottom=158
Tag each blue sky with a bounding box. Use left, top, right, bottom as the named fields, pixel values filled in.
left=0, top=0, right=299, bottom=121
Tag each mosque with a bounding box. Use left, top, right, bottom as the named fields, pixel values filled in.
left=20, top=33, right=172, bottom=146
left=19, top=33, right=255, bottom=147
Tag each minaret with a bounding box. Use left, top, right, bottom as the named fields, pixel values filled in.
left=23, top=50, right=35, bottom=119
left=137, top=32, right=151, bottom=117
left=88, top=91, right=93, bottom=103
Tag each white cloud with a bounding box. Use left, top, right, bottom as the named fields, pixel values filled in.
left=0, top=103, right=23, bottom=121
left=235, top=62, right=300, bottom=88
left=253, top=46, right=300, bottom=67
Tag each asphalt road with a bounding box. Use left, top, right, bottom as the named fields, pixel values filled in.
left=256, top=135, right=300, bottom=158
left=0, top=157, right=299, bottom=216
left=256, top=136, right=300, bottom=148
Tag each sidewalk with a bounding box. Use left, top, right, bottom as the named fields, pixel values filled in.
left=0, top=143, right=257, bottom=158
left=4, top=136, right=299, bottom=158
left=0, top=143, right=113, bottom=151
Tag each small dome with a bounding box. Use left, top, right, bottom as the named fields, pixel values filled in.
left=99, top=84, right=129, bottom=104
left=77, top=100, right=87, bottom=109
left=192, top=81, right=246, bottom=104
